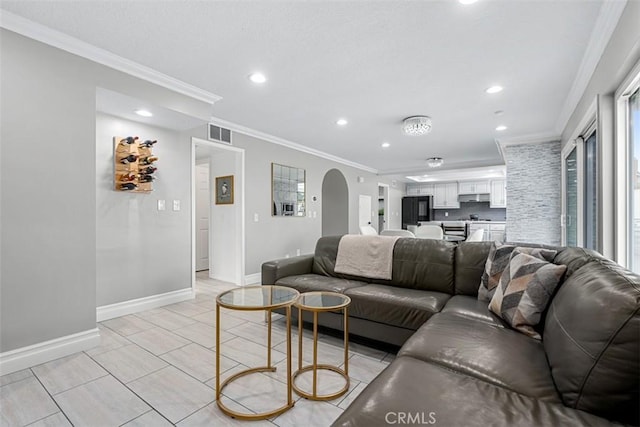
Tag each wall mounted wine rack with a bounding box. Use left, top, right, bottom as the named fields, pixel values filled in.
left=114, top=135, right=158, bottom=193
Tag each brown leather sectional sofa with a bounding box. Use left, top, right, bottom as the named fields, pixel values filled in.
left=261, top=236, right=640, bottom=426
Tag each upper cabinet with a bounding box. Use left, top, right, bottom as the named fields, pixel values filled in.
left=406, top=183, right=434, bottom=196
left=433, top=183, right=459, bottom=208
left=490, top=179, right=507, bottom=208
left=458, top=180, right=490, bottom=194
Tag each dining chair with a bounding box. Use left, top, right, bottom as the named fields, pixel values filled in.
left=359, top=225, right=378, bottom=235
left=380, top=229, right=415, bottom=237
left=414, top=225, right=444, bottom=240
left=465, top=229, right=485, bottom=242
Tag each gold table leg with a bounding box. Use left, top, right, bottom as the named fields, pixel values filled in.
left=216, top=304, right=295, bottom=420
left=292, top=306, right=350, bottom=401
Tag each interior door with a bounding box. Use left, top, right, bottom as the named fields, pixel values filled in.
left=359, top=194, right=372, bottom=229
left=195, top=163, right=210, bottom=271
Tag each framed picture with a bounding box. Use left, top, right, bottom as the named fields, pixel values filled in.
left=215, top=175, right=234, bottom=205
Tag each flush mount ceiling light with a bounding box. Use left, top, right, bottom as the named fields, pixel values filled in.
left=248, top=72, right=267, bottom=84
left=485, top=85, right=503, bottom=94
left=135, top=109, right=152, bottom=117
left=403, top=116, right=432, bottom=136
left=426, top=157, right=444, bottom=168
left=336, top=118, right=348, bottom=126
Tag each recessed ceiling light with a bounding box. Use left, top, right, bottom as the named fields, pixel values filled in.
left=249, top=72, right=267, bottom=84
left=459, top=0, right=478, bottom=4
left=135, top=109, right=153, bottom=117
left=486, top=85, right=503, bottom=94
left=381, top=142, right=390, bottom=148
left=336, top=118, right=348, bottom=126
left=495, top=125, right=508, bottom=131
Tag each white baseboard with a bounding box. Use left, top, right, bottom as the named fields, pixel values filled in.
left=244, top=273, right=261, bottom=285
left=96, top=288, right=194, bottom=322
left=0, top=328, right=100, bottom=375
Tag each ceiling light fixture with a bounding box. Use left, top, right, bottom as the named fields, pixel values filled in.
left=426, top=157, right=444, bottom=168
left=249, top=72, right=267, bottom=84
left=495, top=125, right=507, bottom=131
left=381, top=142, right=390, bottom=148
left=403, top=116, right=432, bottom=136
left=135, top=109, right=153, bottom=117
left=336, top=118, right=348, bottom=126
left=485, top=85, right=503, bottom=94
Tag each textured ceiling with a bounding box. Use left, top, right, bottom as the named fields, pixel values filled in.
left=1, top=0, right=605, bottom=176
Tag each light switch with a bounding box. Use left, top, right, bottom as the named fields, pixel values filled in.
left=157, top=200, right=166, bottom=211
left=173, top=200, right=181, bottom=211
left=254, top=213, right=259, bottom=222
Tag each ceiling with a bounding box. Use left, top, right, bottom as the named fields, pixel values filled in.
left=2, top=0, right=608, bottom=178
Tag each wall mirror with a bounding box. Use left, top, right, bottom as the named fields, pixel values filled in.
left=272, top=163, right=306, bottom=217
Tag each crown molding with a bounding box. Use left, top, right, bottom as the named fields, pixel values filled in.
left=209, top=116, right=379, bottom=174
left=554, top=0, right=627, bottom=135
left=0, top=11, right=222, bottom=105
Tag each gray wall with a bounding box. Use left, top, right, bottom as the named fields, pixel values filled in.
left=96, top=114, right=192, bottom=307
left=226, top=131, right=400, bottom=275
left=504, top=141, right=562, bottom=245
left=0, top=30, right=211, bottom=353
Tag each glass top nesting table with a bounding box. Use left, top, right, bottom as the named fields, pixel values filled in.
left=215, top=285, right=299, bottom=421
left=292, top=291, right=351, bottom=401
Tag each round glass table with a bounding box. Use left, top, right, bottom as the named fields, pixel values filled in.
left=292, top=291, right=351, bottom=401
left=215, top=285, right=299, bottom=420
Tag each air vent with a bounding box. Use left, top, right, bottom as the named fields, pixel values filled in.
left=208, top=123, right=232, bottom=145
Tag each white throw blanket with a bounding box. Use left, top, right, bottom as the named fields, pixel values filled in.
left=334, top=235, right=400, bottom=280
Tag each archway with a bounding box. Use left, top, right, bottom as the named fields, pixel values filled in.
left=322, top=169, right=349, bottom=236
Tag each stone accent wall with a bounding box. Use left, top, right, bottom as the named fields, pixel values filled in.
left=504, top=141, right=562, bottom=245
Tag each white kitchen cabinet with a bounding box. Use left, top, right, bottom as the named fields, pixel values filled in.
left=433, top=183, right=459, bottom=208
left=418, top=183, right=434, bottom=196
left=490, top=179, right=507, bottom=208
left=406, top=183, right=434, bottom=196
left=458, top=180, right=490, bottom=194
left=406, top=185, right=419, bottom=196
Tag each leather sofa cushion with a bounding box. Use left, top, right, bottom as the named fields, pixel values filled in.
left=332, top=357, right=614, bottom=427
left=453, top=241, right=492, bottom=296
left=275, top=274, right=366, bottom=294
left=398, top=312, right=561, bottom=402
left=441, top=295, right=505, bottom=327
left=543, top=259, right=640, bottom=425
left=312, top=236, right=456, bottom=293
left=344, top=284, right=449, bottom=330
left=370, top=238, right=456, bottom=293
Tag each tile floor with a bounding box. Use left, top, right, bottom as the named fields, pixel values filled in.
left=0, top=272, right=395, bottom=426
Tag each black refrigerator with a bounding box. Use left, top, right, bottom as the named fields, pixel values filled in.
left=402, top=196, right=433, bottom=229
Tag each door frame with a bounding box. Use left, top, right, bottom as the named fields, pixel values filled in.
left=191, top=137, right=245, bottom=287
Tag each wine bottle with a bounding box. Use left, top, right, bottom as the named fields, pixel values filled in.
left=119, top=136, right=139, bottom=145
left=120, top=172, right=137, bottom=182
left=119, top=154, right=139, bottom=164
left=139, top=156, right=158, bottom=165
left=139, top=139, right=157, bottom=148
left=139, top=166, right=157, bottom=175
left=120, top=182, right=137, bottom=191
left=138, top=174, right=156, bottom=183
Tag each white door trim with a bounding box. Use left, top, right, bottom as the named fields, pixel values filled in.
left=191, top=137, right=245, bottom=286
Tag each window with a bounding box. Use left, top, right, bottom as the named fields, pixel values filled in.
left=584, top=131, right=598, bottom=250
left=630, top=89, right=640, bottom=273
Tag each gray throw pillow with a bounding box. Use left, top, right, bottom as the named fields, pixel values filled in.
left=489, top=250, right=566, bottom=339
left=478, top=243, right=557, bottom=302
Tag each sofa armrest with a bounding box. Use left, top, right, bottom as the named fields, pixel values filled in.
left=261, top=255, right=314, bottom=285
